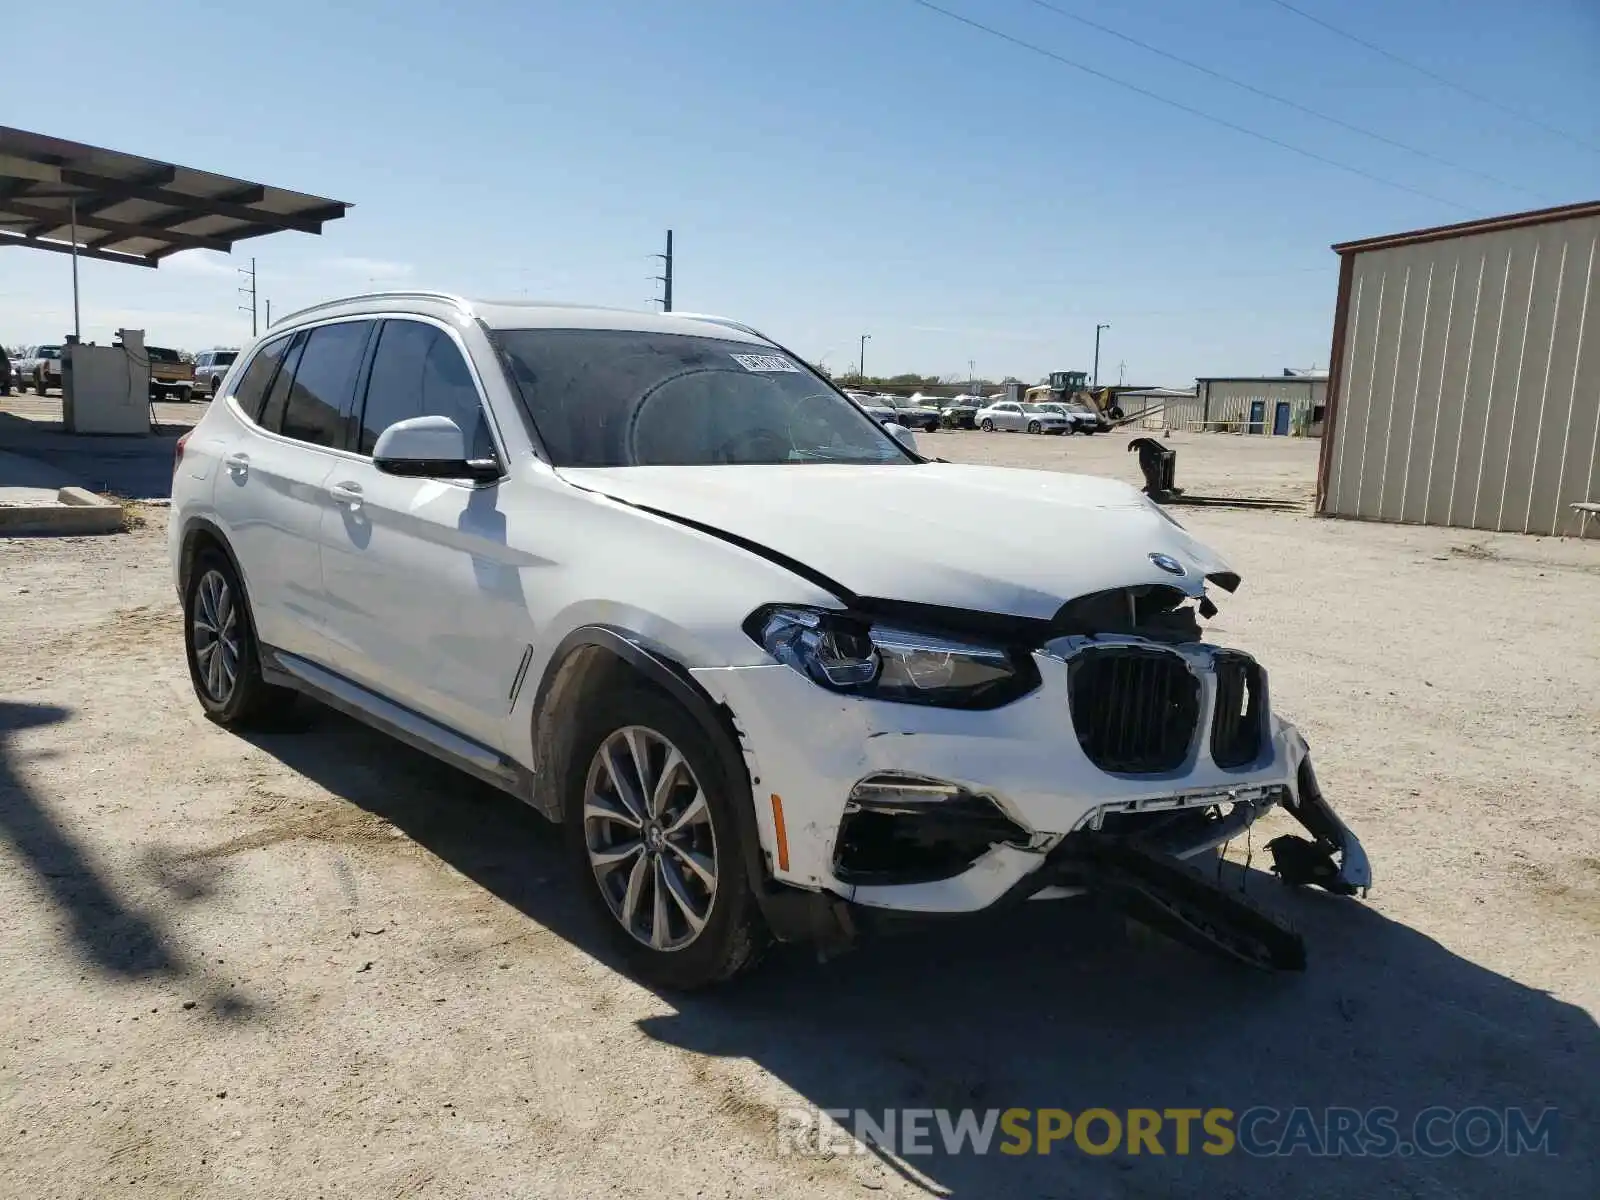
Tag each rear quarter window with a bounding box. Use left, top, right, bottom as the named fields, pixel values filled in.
left=231, top=335, right=292, bottom=422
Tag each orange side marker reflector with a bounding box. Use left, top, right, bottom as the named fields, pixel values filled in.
left=770, top=794, right=790, bottom=872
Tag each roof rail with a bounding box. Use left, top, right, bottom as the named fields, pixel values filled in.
left=275, top=291, right=472, bottom=326
left=669, top=311, right=769, bottom=340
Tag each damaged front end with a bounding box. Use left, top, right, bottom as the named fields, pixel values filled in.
left=866, top=591, right=1366, bottom=971
left=703, top=527, right=1372, bottom=974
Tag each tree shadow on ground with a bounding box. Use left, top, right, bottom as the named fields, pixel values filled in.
left=241, top=705, right=1597, bottom=1198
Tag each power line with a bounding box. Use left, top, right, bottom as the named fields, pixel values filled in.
left=1025, top=0, right=1544, bottom=201
left=908, top=0, right=1471, bottom=211
left=1260, top=0, right=1600, bottom=156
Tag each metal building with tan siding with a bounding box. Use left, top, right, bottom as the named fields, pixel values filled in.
left=1318, top=200, right=1600, bottom=537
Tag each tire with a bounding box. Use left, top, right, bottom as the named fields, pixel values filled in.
left=980, top=419, right=994, bottom=432
left=1027, top=421, right=1041, bottom=435
left=924, top=420, right=939, bottom=433
left=564, top=685, right=765, bottom=990
left=182, top=546, right=298, bottom=727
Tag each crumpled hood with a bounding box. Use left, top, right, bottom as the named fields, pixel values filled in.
left=556, top=462, right=1238, bottom=620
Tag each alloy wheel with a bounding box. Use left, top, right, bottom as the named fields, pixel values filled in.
left=191, top=568, right=241, bottom=702
left=583, top=725, right=718, bottom=951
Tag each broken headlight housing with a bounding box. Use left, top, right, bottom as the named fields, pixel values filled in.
left=746, top=605, right=1038, bottom=709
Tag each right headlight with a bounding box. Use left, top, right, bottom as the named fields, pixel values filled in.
left=745, top=605, right=1039, bottom=709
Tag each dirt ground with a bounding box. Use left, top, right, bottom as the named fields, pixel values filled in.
left=2, top=427, right=1597, bottom=1198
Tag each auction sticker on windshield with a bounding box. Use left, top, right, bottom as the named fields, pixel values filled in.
left=730, top=353, right=800, bottom=373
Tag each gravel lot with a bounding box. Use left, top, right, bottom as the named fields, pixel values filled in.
left=2, top=427, right=1596, bottom=1198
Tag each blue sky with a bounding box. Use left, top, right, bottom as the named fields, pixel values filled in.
left=3, top=0, right=1596, bottom=384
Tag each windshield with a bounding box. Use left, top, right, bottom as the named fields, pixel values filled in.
left=147, top=347, right=181, bottom=362
left=496, top=328, right=914, bottom=468
left=212, top=351, right=238, bottom=366
left=37, top=346, right=61, bottom=359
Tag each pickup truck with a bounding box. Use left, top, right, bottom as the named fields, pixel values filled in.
left=147, top=347, right=195, bottom=401
left=15, top=345, right=64, bottom=393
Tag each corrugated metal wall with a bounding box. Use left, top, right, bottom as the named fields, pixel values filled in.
left=1323, top=214, right=1600, bottom=535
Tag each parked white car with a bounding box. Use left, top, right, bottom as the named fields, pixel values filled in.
left=976, top=399, right=1053, bottom=432
left=168, top=293, right=1369, bottom=988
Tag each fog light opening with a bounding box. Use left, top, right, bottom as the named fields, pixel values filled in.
left=833, top=774, right=1032, bottom=886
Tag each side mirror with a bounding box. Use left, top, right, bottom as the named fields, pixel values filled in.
left=372, top=415, right=500, bottom=482
left=885, top=421, right=919, bottom=455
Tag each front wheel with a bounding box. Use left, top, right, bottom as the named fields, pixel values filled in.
left=980, top=419, right=994, bottom=432
left=566, top=686, right=765, bottom=990
left=1027, top=421, right=1041, bottom=435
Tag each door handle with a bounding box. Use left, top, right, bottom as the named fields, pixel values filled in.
left=223, top=451, right=249, bottom=476
left=328, top=481, right=364, bottom=511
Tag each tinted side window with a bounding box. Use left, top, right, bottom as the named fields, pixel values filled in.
left=358, top=320, right=493, bottom=458
left=258, top=332, right=306, bottom=433
left=232, top=335, right=291, bottom=422
left=280, top=321, right=372, bottom=449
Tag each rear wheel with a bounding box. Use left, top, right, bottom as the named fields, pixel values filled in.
left=183, top=547, right=298, bottom=727
left=980, top=419, right=994, bottom=432
left=565, top=686, right=764, bottom=989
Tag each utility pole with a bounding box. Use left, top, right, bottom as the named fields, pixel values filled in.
left=238, top=257, right=258, bottom=337
left=858, top=333, right=871, bottom=381
left=1092, top=322, right=1111, bottom=389
left=1118, top=360, right=1127, bottom=386
left=969, top=358, right=976, bottom=395
left=265, top=299, right=272, bottom=328
left=654, top=230, right=674, bottom=312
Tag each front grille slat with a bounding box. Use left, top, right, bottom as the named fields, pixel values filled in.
left=1068, top=646, right=1200, bottom=774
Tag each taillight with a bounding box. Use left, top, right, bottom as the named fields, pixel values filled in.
left=173, top=430, right=191, bottom=477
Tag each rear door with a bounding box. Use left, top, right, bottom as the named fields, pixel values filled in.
left=212, top=320, right=373, bottom=661
left=319, top=317, right=529, bottom=749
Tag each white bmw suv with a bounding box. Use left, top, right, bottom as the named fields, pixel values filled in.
left=169, top=293, right=1369, bottom=988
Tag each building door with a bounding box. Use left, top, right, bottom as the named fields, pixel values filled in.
left=1273, top=401, right=1291, bottom=436
left=1248, top=400, right=1265, bottom=434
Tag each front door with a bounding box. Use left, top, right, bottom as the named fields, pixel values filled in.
left=1248, top=400, right=1266, bottom=434
left=318, top=318, right=533, bottom=750
left=1273, top=401, right=1291, bottom=436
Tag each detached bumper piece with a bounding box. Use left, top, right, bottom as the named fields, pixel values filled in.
left=1270, top=755, right=1372, bottom=898
left=1063, top=836, right=1307, bottom=972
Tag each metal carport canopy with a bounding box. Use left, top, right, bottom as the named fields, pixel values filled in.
left=0, top=125, right=349, bottom=267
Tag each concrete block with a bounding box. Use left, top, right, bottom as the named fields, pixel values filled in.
left=0, top=487, right=124, bottom=535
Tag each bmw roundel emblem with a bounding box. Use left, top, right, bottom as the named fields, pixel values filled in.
left=1149, top=552, right=1186, bottom=577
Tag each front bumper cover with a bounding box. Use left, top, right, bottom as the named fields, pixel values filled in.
left=693, top=648, right=1370, bottom=919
